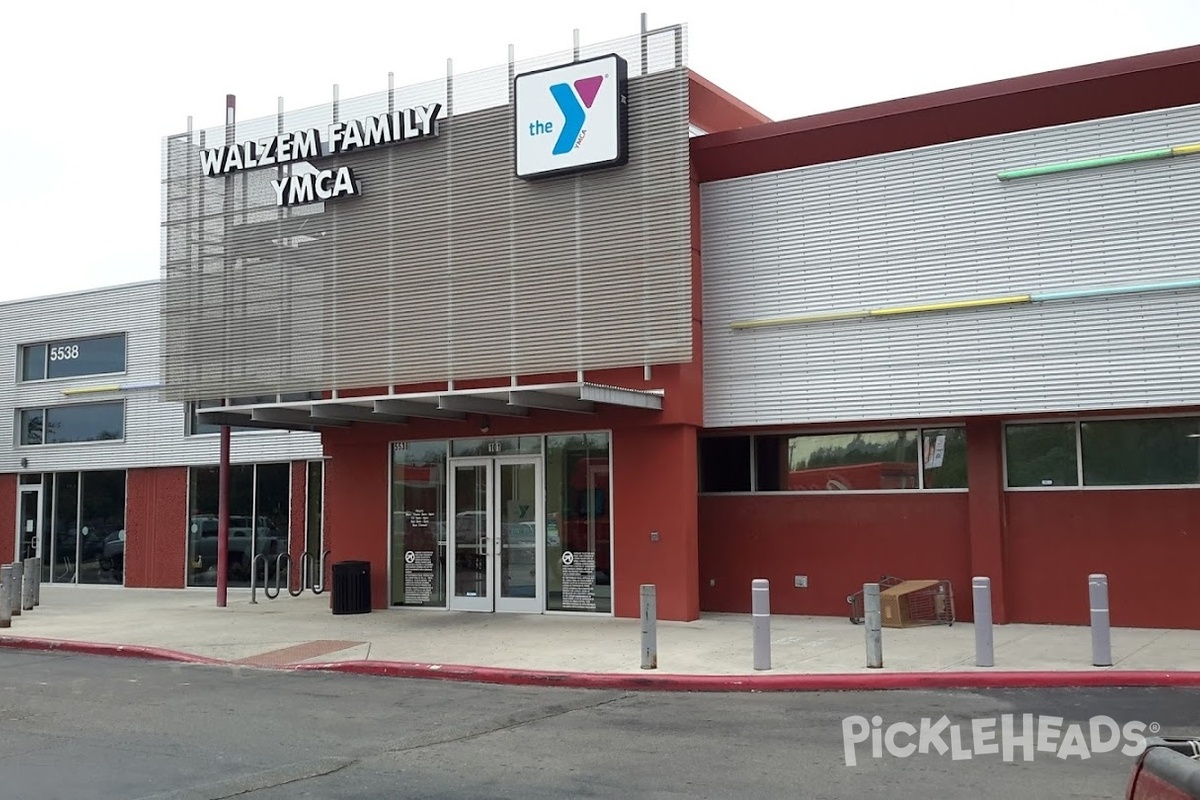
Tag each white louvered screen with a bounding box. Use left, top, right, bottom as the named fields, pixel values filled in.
left=160, top=29, right=692, bottom=402
left=701, top=101, right=1200, bottom=427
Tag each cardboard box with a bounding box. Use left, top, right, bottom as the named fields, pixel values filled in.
left=879, top=579, right=943, bottom=628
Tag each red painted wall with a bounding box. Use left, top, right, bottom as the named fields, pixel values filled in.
left=125, top=467, right=187, bottom=589
left=612, top=424, right=700, bottom=620
left=321, top=400, right=701, bottom=618
left=698, top=493, right=971, bottom=618
left=289, top=460, right=308, bottom=591
left=0, top=474, right=14, bottom=565
left=692, top=45, right=1200, bottom=182
left=966, top=419, right=1009, bottom=623
left=1005, top=490, right=1200, bottom=629
left=322, top=438, right=390, bottom=609
left=689, top=71, right=771, bottom=133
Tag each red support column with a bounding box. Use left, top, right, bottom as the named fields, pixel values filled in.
left=966, top=418, right=1008, bottom=623
left=217, top=425, right=231, bottom=607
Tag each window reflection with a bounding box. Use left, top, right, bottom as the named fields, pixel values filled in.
left=390, top=442, right=447, bottom=607
left=186, top=463, right=290, bottom=587
left=545, top=433, right=611, bottom=613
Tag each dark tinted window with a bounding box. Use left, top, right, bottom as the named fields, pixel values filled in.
left=1005, top=423, right=1078, bottom=487
left=20, top=402, right=125, bottom=445
left=21, top=335, right=126, bottom=380
left=699, top=437, right=751, bottom=492
left=1082, top=418, right=1200, bottom=486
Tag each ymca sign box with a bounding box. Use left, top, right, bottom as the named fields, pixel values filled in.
left=514, top=54, right=629, bottom=179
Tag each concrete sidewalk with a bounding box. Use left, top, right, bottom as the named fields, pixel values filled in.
left=4, top=585, right=1200, bottom=690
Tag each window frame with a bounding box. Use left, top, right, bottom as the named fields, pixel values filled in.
left=17, top=332, right=128, bottom=383
left=697, top=424, right=970, bottom=496
left=1003, top=412, right=1200, bottom=491
left=16, top=400, right=127, bottom=448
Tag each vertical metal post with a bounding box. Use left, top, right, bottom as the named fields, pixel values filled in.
left=640, top=584, right=657, bottom=669
left=217, top=424, right=231, bottom=608
left=572, top=28, right=580, bottom=61
left=10, top=562, right=23, bottom=617
left=1089, top=573, right=1113, bottom=667
left=973, top=577, right=994, bottom=667
left=22, top=558, right=35, bottom=611
left=0, top=565, right=11, bottom=628
left=639, top=12, right=649, bottom=76
left=864, top=583, right=882, bottom=668
left=752, top=579, right=771, bottom=670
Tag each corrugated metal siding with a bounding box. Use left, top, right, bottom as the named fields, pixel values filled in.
left=701, top=101, right=1200, bottom=427
left=0, top=282, right=322, bottom=473
left=161, top=34, right=692, bottom=402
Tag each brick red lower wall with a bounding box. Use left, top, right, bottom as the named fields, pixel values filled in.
left=0, top=474, right=14, bottom=565
left=699, top=493, right=972, bottom=618
left=125, top=467, right=187, bottom=589
left=1006, top=490, right=1200, bottom=628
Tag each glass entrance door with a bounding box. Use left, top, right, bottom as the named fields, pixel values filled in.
left=448, top=457, right=543, bottom=612
left=17, top=487, right=43, bottom=564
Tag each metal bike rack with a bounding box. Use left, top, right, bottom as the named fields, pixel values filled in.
left=250, top=549, right=332, bottom=603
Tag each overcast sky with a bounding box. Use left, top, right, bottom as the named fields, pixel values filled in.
left=2, top=1, right=1198, bottom=303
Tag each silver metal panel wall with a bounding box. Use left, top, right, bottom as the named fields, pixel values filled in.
left=0, top=282, right=322, bottom=473
left=161, top=30, right=691, bottom=401
left=701, top=101, right=1200, bottom=427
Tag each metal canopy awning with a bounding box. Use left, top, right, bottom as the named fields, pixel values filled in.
left=195, top=382, right=664, bottom=431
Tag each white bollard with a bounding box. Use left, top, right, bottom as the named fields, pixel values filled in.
left=752, top=579, right=771, bottom=671
left=22, top=557, right=35, bottom=611
left=864, top=583, right=883, bottom=668
left=973, top=577, right=994, bottom=668
left=0, top=565, right=11, bottom=628
left=10, top=562, right=22, bottom=618
left=1089, top=574, right=1112, bottom=667
left=640, top=584, right=657, bottom=670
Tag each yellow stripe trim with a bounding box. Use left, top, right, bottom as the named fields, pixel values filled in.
left=867, top=295, right=1031, bottom=317
left=1171, top=142, right=1200, bottom=157
left=62, top=385, right=120, bottom=396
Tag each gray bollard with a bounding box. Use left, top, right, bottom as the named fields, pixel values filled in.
left=1089, top=573, right=1112, bottom=667
left=973, top=577, right=994, bottom=668
left=752, top=578, right=771, bottom=671
left=32, top=557, right=40, bottom=607
left=640, top=584, right=657, bottom=670
left=22, top=558, right=35, bottom=611
left=10, top=562, right=22, bottom=618
left=0, top=565, right=11, bottom=628
left=864, top=583, right=883, bottom=668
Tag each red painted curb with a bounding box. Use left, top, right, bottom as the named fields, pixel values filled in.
left=5, top=635, right=1200, bottom=692
left=0, top=636, right=226, bottom=666
left=291, top=660, right=1200, bottom=693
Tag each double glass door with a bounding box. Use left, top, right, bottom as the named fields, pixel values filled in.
left=449, top=457, right=543, bottom=612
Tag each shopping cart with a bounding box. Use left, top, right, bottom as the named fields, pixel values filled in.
left=846, top=575, right=904, bottom=624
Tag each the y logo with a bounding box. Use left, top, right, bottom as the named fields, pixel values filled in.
left=548, top=76, right=604, bottom=155
left=514, top=53, right=627, bottom=179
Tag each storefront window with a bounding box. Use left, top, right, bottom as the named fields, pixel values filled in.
left=77, top=470, right=127, bottom=584
left=41, top=470, right=125, bottom=585
left=187, top=463, right=289, bottom=587
left=1081, top=418, right=1200, bottom=486
left=1005, top=423, right=1079, bottom=487
left=390, top=441, right=448, bottom=607
left=786, top=430, right=920, bottom=490
left=920, top=428, right=968, bottom=489
left=545, top=433, right=611, bottom=613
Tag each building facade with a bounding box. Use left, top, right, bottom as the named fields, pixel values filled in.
left=0, top=282, right=324, bottom=589
left=5, top=28, right=1198, bottom=629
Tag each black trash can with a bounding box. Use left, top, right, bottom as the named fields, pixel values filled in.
left=331, top=560, right=372, bottom=615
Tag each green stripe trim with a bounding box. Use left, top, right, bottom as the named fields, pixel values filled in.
left=997, top=147, right=1173, bottom=181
